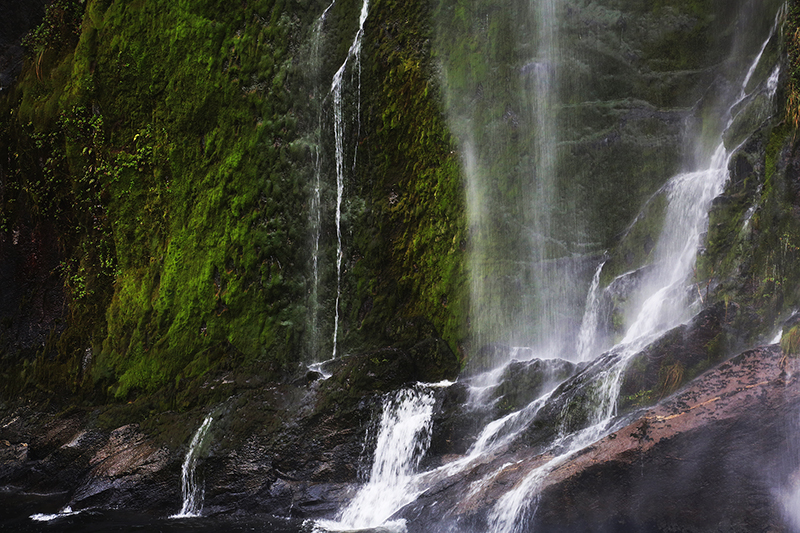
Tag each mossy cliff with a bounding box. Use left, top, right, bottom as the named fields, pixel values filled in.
left=695, top=0, right=800, bottom=346
left=1, top=0, right=799, bottom=427
left=0, top=0, right=467, bottom=407
left=4, top=0, right=800, bottom=529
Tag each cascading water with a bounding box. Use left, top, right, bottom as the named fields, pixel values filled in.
left=171, top=414, right=214, bottom=519
left=315, top=384, right=441, bottom=531
left=329, top=0, right=369, bottom=359
left=485, top=14, right=785, bottom=530
left=576, top=259, right=607, bottom=361
left=316, top=4, right=784, bottom=532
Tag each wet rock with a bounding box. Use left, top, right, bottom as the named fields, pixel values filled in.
left=386, top=317, right=462, bottom=383
left=322, top=320, right=460, bottom=400
left=70, top=424, right=177, bottom=512
left=425, top=382, right=477, bottom=458
left=401, top=345, right=799, bottom=532
left=618, top=301, right=740, bottom=411
left=528, top=345, right=795, bottom=532
left=490, top=358, right=578, bottom=412
left=0, top=225, right=67, bottom=377
left=0, top=440, right=29, bottom=481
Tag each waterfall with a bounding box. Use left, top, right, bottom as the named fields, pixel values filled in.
left=441, top=0, right=596, bottom=364
left=308, top=0, right=335, bottom=363
left=315, top=384, right=441, bottom=531
left=485, top=17, right=784, bottom=531
left=523, top=0, right=569, bottom=357
left=171, top=414, right=214, bottom=519
left=329, top=0, right=370, bottom=359
left=316, top=2, right=782, bottom=532
left=576, top=259, right=606, bottom=361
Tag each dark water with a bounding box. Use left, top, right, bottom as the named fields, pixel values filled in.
left=0, top=490, right=309, bottom=532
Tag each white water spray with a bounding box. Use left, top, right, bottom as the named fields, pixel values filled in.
left=330, top=0, right=370, bottom=359
left=486, top=19, right=783, bottom=532
left=30, top=506, right=83, bottom=523
left=576, top=259, right=607, bottom=361
left=317, top=384, right=440, bottom=531
left=171, top=414, right=214, bottom=519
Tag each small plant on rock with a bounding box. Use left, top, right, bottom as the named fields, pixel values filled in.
left=781, top=325, right=800, bottom=359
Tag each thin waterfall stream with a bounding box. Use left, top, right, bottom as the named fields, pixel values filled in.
left=171, top=414, right=214, bottom=519
left=307, top=0, right=370, bottom=363
left=329, top=0, right=370, bottom=359
left=308, top=0, right=336, bottom=363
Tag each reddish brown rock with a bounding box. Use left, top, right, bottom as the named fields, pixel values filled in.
left=402, top=345, right=800, bottom=532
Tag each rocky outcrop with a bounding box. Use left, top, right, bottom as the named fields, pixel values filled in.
left=0, top=330, right=460, bottom=519
left=399, top=345, right=800, bottom=532
left=71, top=424, right=173, bottom=509
left=1, top=332, right=799, bottom=532
left=618, top=301, right=745, bottom=411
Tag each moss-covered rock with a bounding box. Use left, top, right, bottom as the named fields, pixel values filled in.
left=0, top=0, right=468, bottom=405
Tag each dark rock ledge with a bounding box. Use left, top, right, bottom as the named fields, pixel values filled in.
left=1, top=343, right=798, bottom=533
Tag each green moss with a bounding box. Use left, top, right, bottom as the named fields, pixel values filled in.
left=335, top=0, right=468, bottom=359
left=1, top=0, right=470, bottom=405
left=0, top=0, right=333, bottom=401
left=782, top=325, right=800, bottom=357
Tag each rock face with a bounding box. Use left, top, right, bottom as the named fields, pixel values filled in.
left=1, top=336, right=799, bottom=532
left=0, top=331, right=460, bottom=519
left=398, top=345, right=800, bottom=532
left=0, top=224, right=66, bottom=377
left=0, top=0, right=46, bottom=88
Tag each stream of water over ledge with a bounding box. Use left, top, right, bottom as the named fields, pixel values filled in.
left=308, top=0, right=787, bottom=531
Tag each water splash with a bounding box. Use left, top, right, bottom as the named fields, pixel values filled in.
left=317, top=384, right=444, bottom=531
left=171, top=414, right=214, bottom=519
left=30, top=506, right=83, bottom=522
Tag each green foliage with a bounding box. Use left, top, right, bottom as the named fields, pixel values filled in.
left=781, top=325, right=800, bottom=357
left=21, top=0, right=84, bottom=56
left=1, top=0, right=469, bottom=404
left=787, top=0, right=800, bottom=129
left=1, top=0, right=331, bottom=401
